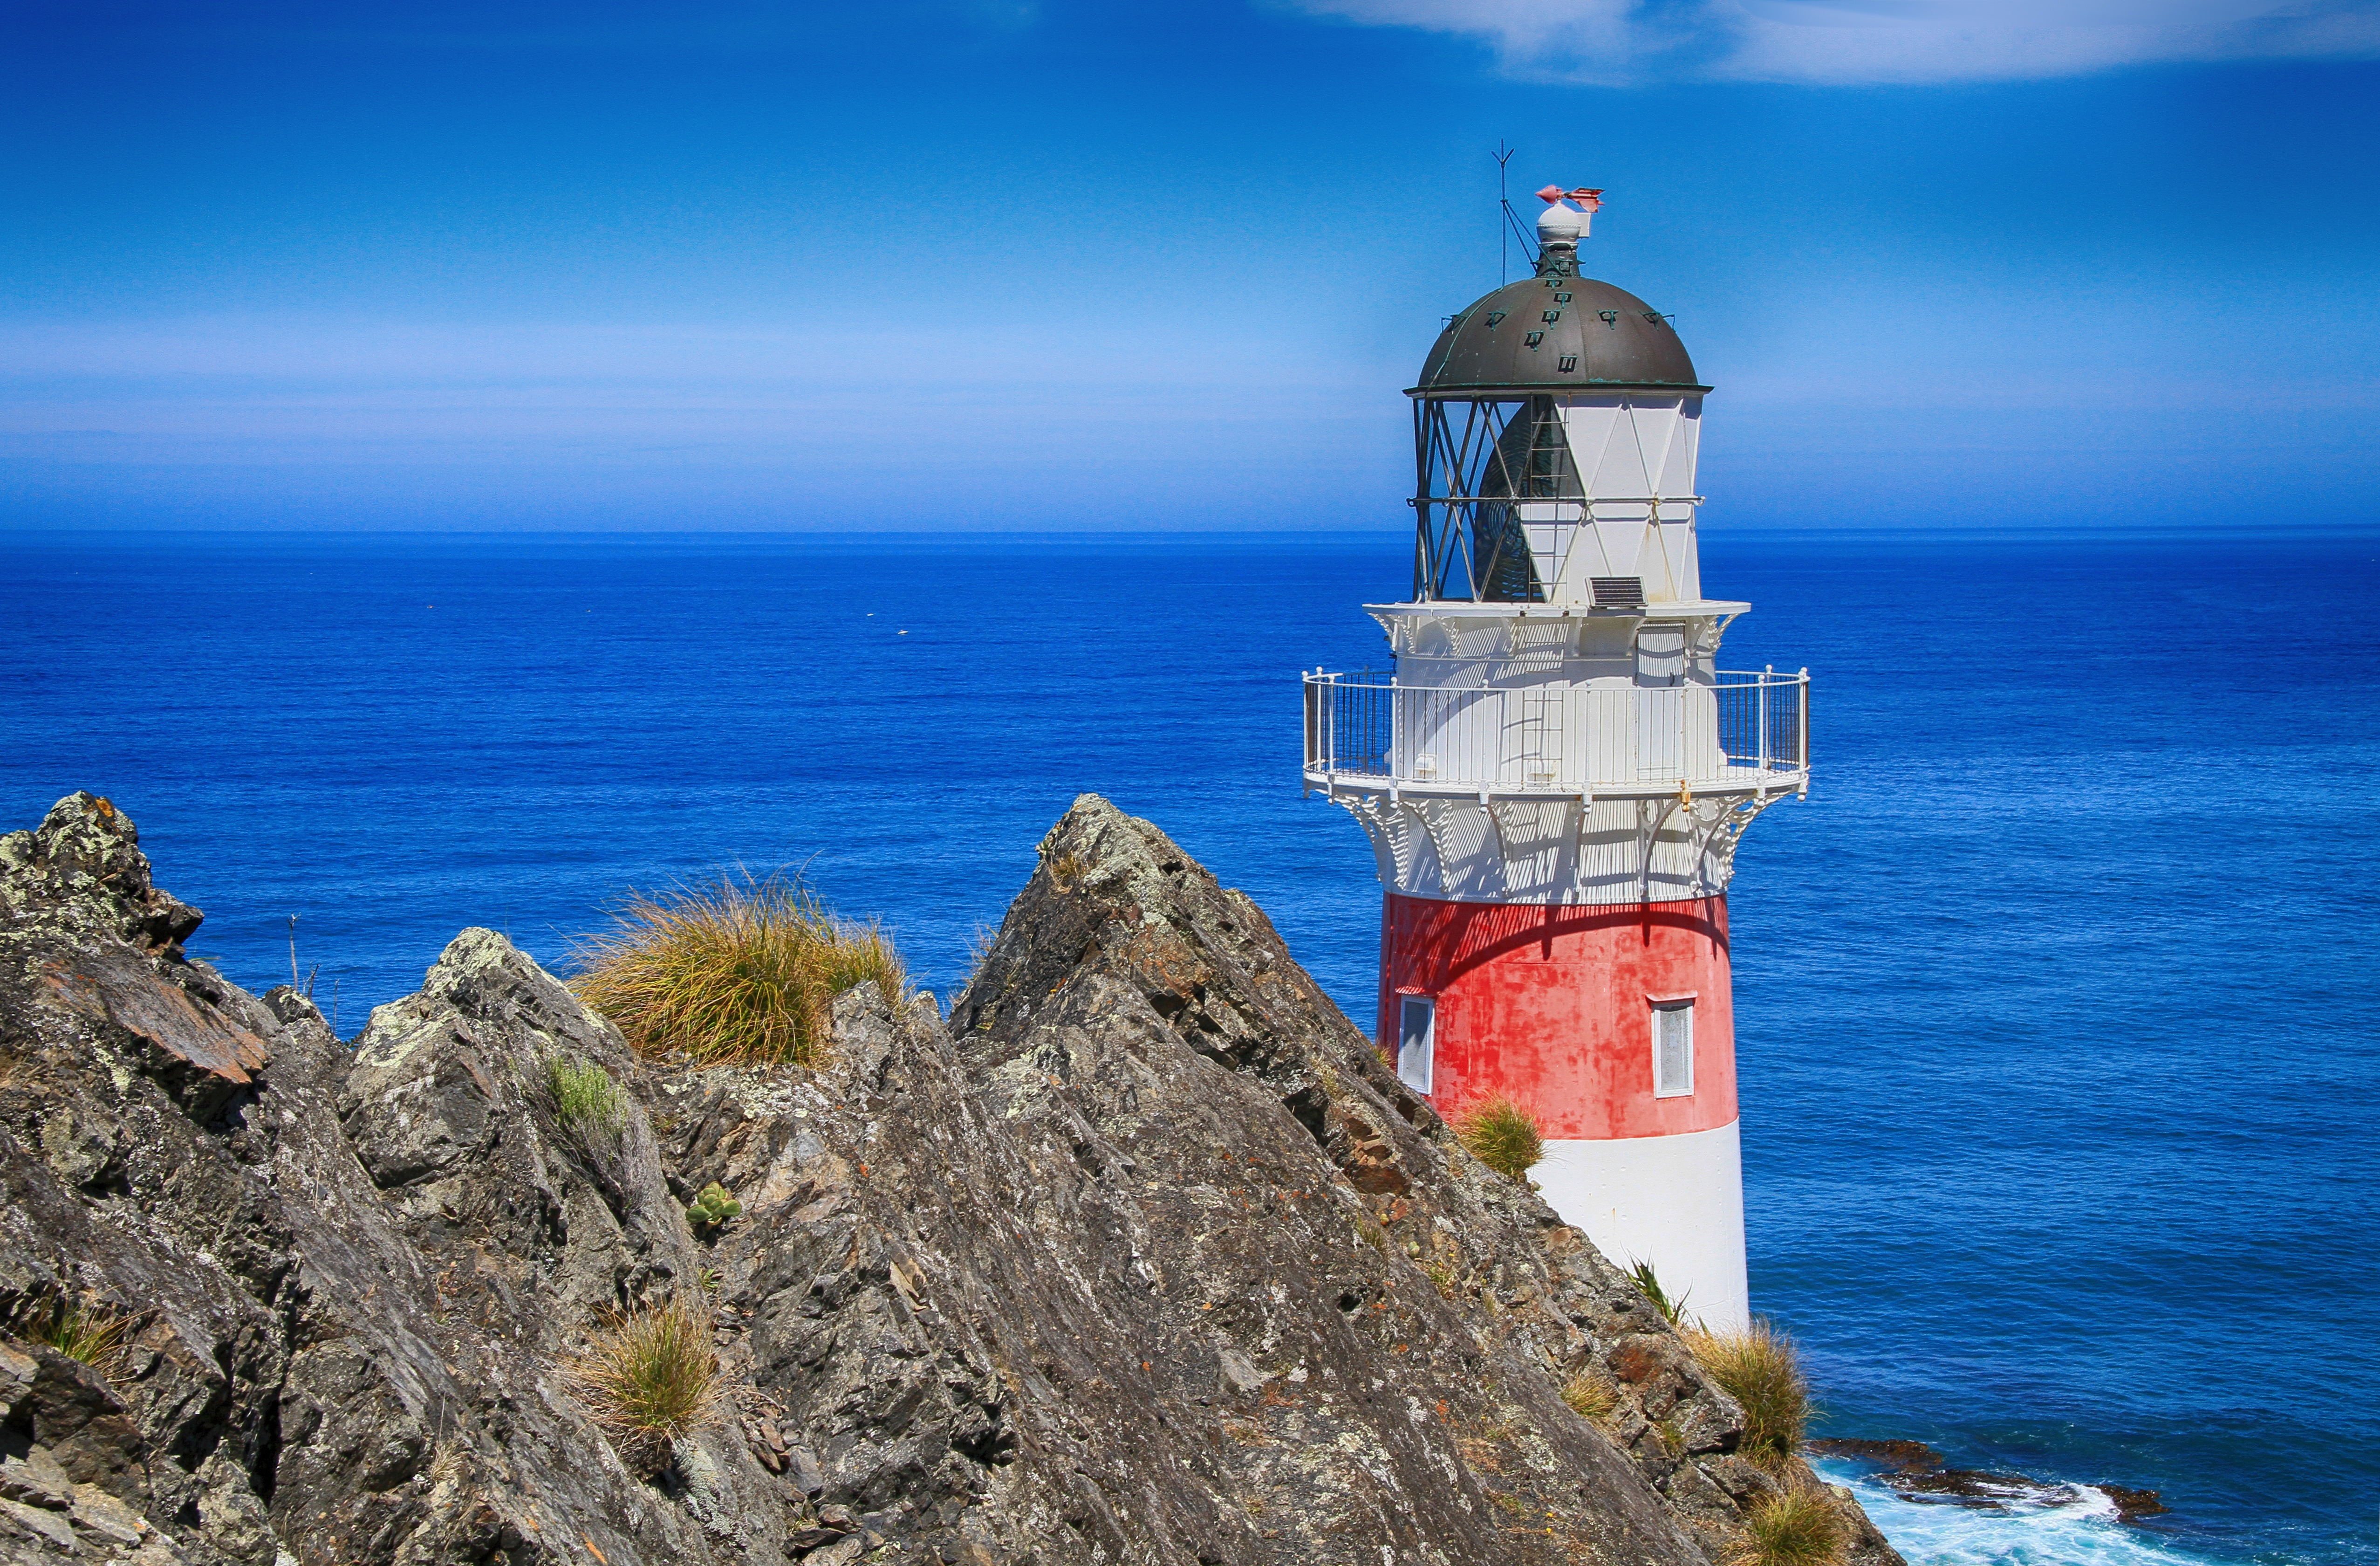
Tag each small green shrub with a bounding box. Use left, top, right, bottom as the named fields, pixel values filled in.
left=1687, top=1319, right=1810, bottom=1466
left=1628, top=1258, right=1690, bottom=1325
left=569, top=1301, right=720, bottom=1466
left=1452, top=1095, right=1544, bottom=1183
left=1560, top=1368, right=1619, bottom=1422
left=1731, top=1484, right=1847, bottom=1566
left=571, top=871, right=907, bottom=1069
left=18, top=1291, right=130, bottom=1378
left=686, top=1181, right=741, bottom=1234
left=548, top=1056, right=627, bottom=1135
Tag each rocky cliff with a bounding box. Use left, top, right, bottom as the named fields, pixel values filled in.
left=0, top=790, right=1900, bottom=1566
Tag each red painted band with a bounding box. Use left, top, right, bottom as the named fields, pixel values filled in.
left=1378, top=892, right=1737, bottom=1140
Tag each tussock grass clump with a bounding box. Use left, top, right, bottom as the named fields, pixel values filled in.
left=17, top=1291, right=132, bottom=1379
left=1730, top=1484, right=1847, bottom=1566
left=1560, top=1367, right=1619, bottom=1423
left=572, top=871, right=907, bottom=1068
left=1452, top=1094, right=1544, bottom=1183
left=570, top=1301, right=720, bottom=1465
left=1628, top=1258, right=1690, bottom=1325
left=1686, top=1319, right=1811, bottom=1466
left=548, top=1055, right=627, bottom=1135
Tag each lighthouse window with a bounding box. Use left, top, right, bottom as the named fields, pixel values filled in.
left=1397, top=996, right=1436, bottom=1095
left=1525, top=331, right=1544, bottom=348
left=1485, top=311, right=1506, bottom=326
left=1653, top=1003, right=1694, bottom=1099
left=1558, top=356, right=1578, bottom=373
left=1554, top=292, right=1573, bottom=302
left=1542, top=309, right=1562, bottom=323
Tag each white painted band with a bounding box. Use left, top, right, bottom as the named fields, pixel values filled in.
left=1533, top=1121, right=1749, bottom=1335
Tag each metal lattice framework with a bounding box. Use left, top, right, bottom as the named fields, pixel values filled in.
left=1410, top=395, right=1585, bottom=603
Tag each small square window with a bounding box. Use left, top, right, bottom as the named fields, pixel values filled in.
left=1398, top=996, right=1436, bottom=1094
left=1525, top=331, right=1544, bottom=348
left=1555, top=292, right=1573, bottom=303
left=1485, top=311, right=1506, bottom=326
left=1557, top=355, right=1578, bottom=372
left=1653, top=1002, right=1694, bottom=1098
left=1541, top=309, right=1561, bottom=323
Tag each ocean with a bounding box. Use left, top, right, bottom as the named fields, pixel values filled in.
left=4, top=527, right=2373, bottom=1564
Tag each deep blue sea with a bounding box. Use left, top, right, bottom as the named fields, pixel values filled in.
left=5, top=528, right=2374, bottom=1565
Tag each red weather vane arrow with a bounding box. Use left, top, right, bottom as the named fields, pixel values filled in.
left=1536, top=185, right=1605, bottom=212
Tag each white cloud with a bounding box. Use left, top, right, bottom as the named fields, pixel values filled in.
left=1288, top=0, right=2380, bottom=84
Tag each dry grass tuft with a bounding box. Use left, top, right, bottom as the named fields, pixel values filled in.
left=1560, top=1367, right=1619, bottom=1423
left=1452, top=1094, right=1544, bottom=1183
left=571, top=871, right=907, bottom=1068
left=1730, top=1484, right=1847, bottom=1566
left=569, top=1301, right=721, bottom=1466
left=18, top=1291, right=133, bottom=1380
left=1686, top=1319, right=1810, bottom=1466
left=964, top=920, right=1001, bottom=985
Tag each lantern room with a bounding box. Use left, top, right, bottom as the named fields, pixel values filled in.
left=1409, top=190, right=1712, bottom=608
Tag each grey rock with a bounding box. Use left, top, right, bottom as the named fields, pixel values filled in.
left=0, top=791, right=1907, bottom=1566
left=0, top=1494, right=78, bottom=1552
left=0, top=1447, right=73, bottom=1511
left=69, top=1483, right=149, bottom=1546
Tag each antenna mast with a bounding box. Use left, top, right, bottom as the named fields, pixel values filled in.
left=1496, top=142, right=1514, bottom=284
left=1495, top=142, right=1536, bottom=283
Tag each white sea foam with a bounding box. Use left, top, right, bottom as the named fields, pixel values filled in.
left=1812, top=1461, right=2216, bottom=1566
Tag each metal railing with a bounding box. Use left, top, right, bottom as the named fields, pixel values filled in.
left=1303, top=668, right=1808, bottom=795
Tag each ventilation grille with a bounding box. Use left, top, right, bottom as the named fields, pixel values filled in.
left=1590, top=577, right=1647, bottom=609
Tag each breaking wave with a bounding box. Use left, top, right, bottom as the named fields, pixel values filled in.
left=1814, top=1460, right=2228, bottom=1566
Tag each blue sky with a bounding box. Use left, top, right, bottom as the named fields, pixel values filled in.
left=2, top=0, right=2374, bottom=530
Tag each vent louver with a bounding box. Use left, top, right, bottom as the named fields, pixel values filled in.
left=1590, top=577, right=1647, bottom=609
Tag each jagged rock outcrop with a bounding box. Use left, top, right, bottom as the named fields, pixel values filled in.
left=0, top=790, right=1901, bottom=1566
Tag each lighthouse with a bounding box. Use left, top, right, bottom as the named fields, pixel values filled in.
left=1301, top=187, right=1809, bottom=1332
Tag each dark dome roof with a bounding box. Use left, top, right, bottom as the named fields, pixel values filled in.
left=1413, top=274, right=1703, bottom=398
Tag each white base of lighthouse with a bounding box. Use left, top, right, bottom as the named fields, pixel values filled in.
left=1534, top=1121, right=1750, bottom=1334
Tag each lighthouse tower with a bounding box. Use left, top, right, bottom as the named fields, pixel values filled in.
left=1301, top=188, right=1809, bottom=1332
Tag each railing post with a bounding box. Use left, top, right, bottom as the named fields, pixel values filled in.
left=1321, top=672, right=1332, bottom=774
left=1798, top=667, right=1810, bottom=769
left=1759, top=664, right=1771, bottom=774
